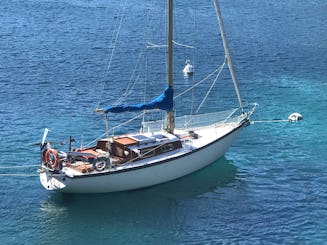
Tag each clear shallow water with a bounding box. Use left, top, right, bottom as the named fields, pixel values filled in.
left=0, top=0, right=326, bottom=244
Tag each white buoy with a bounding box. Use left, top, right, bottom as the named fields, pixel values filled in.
left=288, top=112, right=303, bottom=122
left=183, top=59, right=194, bottom=76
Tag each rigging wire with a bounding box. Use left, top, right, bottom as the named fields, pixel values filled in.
left=174, top=61, right=225, bottom=99
left=147, top=41, right=194, bottom=49
left=196, top=57, right=226, bottom=113
left=143, top=1, right=151, bottom=127
left=83, top=111, right=146, bottom=148
left=112, top=49, right=145, bottom=106
left=96, top=0, right=129, bottom=109
left=173, top=40, right=194, bottom=49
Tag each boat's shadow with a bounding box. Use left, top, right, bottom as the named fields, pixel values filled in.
left=38, top=157, right=240, bottom=238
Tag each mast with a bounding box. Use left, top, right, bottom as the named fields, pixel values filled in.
left=166, top=0, right=175, bottom=133
left=213, top=0, right=244, bottom=112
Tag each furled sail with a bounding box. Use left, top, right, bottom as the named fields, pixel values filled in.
left=104, top=86, right=173, bottom=113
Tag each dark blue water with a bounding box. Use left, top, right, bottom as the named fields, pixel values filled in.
left=1, top=0, right=326, bottom=244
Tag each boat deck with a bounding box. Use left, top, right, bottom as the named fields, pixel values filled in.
left=59, top=121, right=241, bottom=177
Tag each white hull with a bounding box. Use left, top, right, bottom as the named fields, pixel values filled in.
left=40, top=121, right=246, bottom=193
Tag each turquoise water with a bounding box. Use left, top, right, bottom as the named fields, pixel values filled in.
left=1, top=0, right=327, bottom=244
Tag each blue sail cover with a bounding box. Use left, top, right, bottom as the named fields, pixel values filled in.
left=104, top=86, right=174, bottom=113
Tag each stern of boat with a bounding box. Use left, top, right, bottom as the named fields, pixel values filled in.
left=39, top=168, right=69, bottom=191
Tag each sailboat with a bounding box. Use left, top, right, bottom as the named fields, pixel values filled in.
left=38, top=0, right=255, bottom=193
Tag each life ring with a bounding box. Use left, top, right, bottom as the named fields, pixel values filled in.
left=43, top=148, right=60, bottom=169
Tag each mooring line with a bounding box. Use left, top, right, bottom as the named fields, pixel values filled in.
left=0, top=164, right=40, bottom=169
left=251, top=112, right=303, bottom=124
left=251, top=119, right=289, bottom=123
left=0, top=173, right=39, bottom=177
